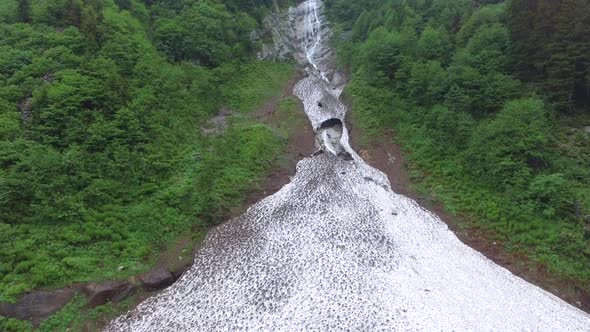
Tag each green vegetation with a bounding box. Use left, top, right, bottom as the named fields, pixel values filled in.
left=1, top=293, right=141, bottom=331
left=0, top=0, right=297, bottom=311
left=327, top=0, right=590, bottom=282
left=510, top=0, right=590, bottom=112
left=0, top=316, right=32, bottom=332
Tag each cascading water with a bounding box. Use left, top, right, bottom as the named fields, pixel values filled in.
left=106, top=1, right=590, bottom=331
left=303, top=0, right=320, bottom=64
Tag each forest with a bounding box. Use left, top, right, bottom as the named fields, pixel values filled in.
left=326, top=0, right=590, bottom=286
left=0, top=0, right=297, bottom=320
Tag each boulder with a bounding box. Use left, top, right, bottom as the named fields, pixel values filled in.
left=0, top=288, right=76, bottom=325
left=170, top=262, right=191, bottom=280
left=82, top=280, right=136, bottom=308
left=140, top=266, right=174, bottom=290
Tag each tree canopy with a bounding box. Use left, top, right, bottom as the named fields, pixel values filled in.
left=0, top=0, right=296, bottom=308
left=327, top=0, right=590, bottom=284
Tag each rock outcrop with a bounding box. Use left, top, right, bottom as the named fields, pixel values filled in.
left=140, top=266, right=174, bottom=290
left=0, top=263, right=192, bottom=325
left=0, top=288, right=77, bottom=325
left=255, top=1, right=334, bottom=75
left=82, top=281, right=137, bottom=308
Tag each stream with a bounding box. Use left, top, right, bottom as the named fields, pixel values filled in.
left=106, top=1, right=590, bottom=330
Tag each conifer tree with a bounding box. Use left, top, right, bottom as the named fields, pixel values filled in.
left=510, top=0, right=590, bottom=111
left=17, top=0, right=31, bottom=23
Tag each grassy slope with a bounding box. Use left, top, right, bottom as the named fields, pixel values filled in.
left=1, top=81, right=310, bottom=332
left=0, top=60, right=294, bottom=298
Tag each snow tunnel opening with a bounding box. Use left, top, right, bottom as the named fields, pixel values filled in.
left=319, top=118, right=342, bottom=129
left=315, top=118, right=352, bottom=160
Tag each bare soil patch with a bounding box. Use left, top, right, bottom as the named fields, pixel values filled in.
left=232, top=73, right=316, bottom=216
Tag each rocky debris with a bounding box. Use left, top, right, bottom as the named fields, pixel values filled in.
left=338, top=151, right=353, bottom=161
left=18, top=97, right=33, bottom=122
left=42, top=72, right=54, bottom=83
left=202, top=108, right=231, bottom=136
left=82, top=281, right=137, bottom=308
left=311, top=149, right=323, bottom=157
left=331, top=70, right=347, bottom=86
left=140, top=266, right=174, bottom=290
left=584, top=126, right=590, bottom=133
left=250, top=29, right=263, bottom=43
left=0, top=288, right=77, bottom=325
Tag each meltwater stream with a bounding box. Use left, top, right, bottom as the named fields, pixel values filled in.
left=107, top=1, right=590, bottom=331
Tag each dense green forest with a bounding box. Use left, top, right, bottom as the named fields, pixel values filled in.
left=0, top=0, right=297, bottom=309
left=327, top=0, right=590, bottom=283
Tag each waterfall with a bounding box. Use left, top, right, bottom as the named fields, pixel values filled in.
left=301, top=0, right=329, bottom=82
left=303, top=0, right=322, bottom=69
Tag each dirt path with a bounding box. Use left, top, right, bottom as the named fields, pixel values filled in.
left=233, top=73, right=316, bottom=217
